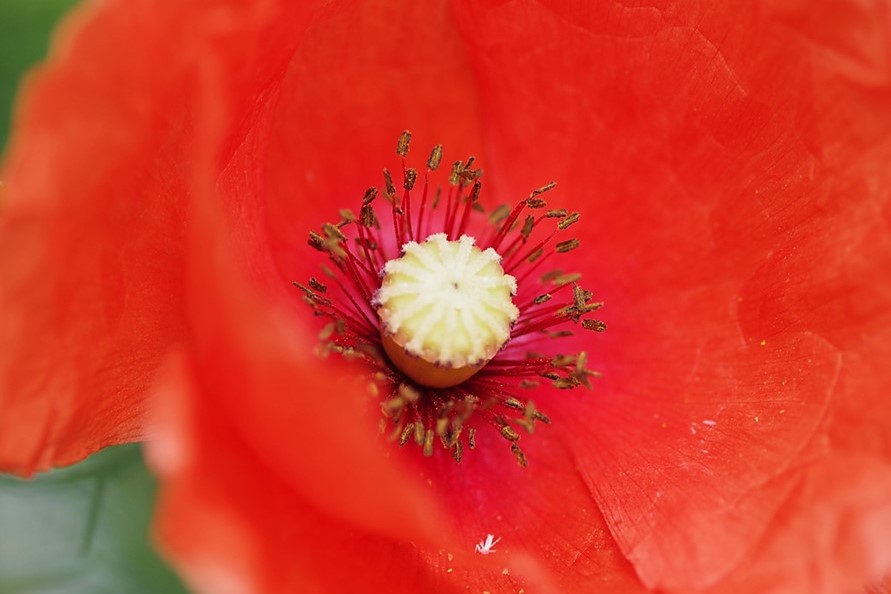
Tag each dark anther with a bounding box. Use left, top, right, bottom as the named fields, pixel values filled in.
left=382, top=169, right=396, bottom=200
left=556, top=238, right=580, bottom=253
left=470, top=180, right=482, bottom=203
left=521, top=215, right=535, bottom=239
left=404, top=168, right=418, bottom=190
left=583, top=319, right=608, bottom=332
left=362, top=187, right=378, bottom=205
left=500, top=425, right=520, bottom=441
left=530, top=181, right=557, bottom=196
left=360, top=204, right=376, bottom=228
left=308, top=277, right=328, bottom=293
left=511, top=443, right=528, bottom=467
left=396, top=130, right=412, bottom=157
left=322, top=222, right=346, bottom=241
left=308, top=231, right=325, bottom=251
left=558, top=212, right=580, bottom=230
left=488, top=204, right=511, bottom=224
left=427, top=145, right=443, bottom=170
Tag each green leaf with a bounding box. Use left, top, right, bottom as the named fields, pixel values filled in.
left=0, top=0, right=81, bottom=149
left=0, top=445, right=189, bottom=594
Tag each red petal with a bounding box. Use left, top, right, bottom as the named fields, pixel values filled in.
left=152, top=352, right=464, bottom=594
left=258, top=2, right=487, bottom=285
left=420, top=423, right=649, bottom=594
left=699, top=455, right=891, bottom=594
left=0, top=2, right=197, bottom=473
left=0, top=0, right=369, bottom=476
left=450, top=0, right=891, bottom=590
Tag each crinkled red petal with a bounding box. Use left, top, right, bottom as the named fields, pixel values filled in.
left=0, top=1, right=202, bottom=473
left=450, top=0, right=891, bottom=590
left=699, top=454, right=891, bottom=594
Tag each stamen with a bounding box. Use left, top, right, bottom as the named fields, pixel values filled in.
left=298, top=132, right=606, bottom=467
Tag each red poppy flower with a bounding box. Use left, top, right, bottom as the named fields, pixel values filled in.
left=3, top=1, right=891, bottom=593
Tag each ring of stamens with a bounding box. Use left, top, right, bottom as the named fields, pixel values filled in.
left=298, top=131, right=606, bottom=467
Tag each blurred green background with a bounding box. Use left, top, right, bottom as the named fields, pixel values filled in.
left=0, top=1, right=189, bottom=592
left=0, top=0, right=80, bottom=146
left=0, top=446, right=189, bottom=594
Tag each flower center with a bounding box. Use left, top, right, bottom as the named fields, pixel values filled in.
left=297, top=131, right=607, bottom=466
left=375, top=233, right=519, bottom=388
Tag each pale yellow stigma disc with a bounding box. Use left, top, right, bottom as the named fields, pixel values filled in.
left=374, top=233, right=519, bottom=388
